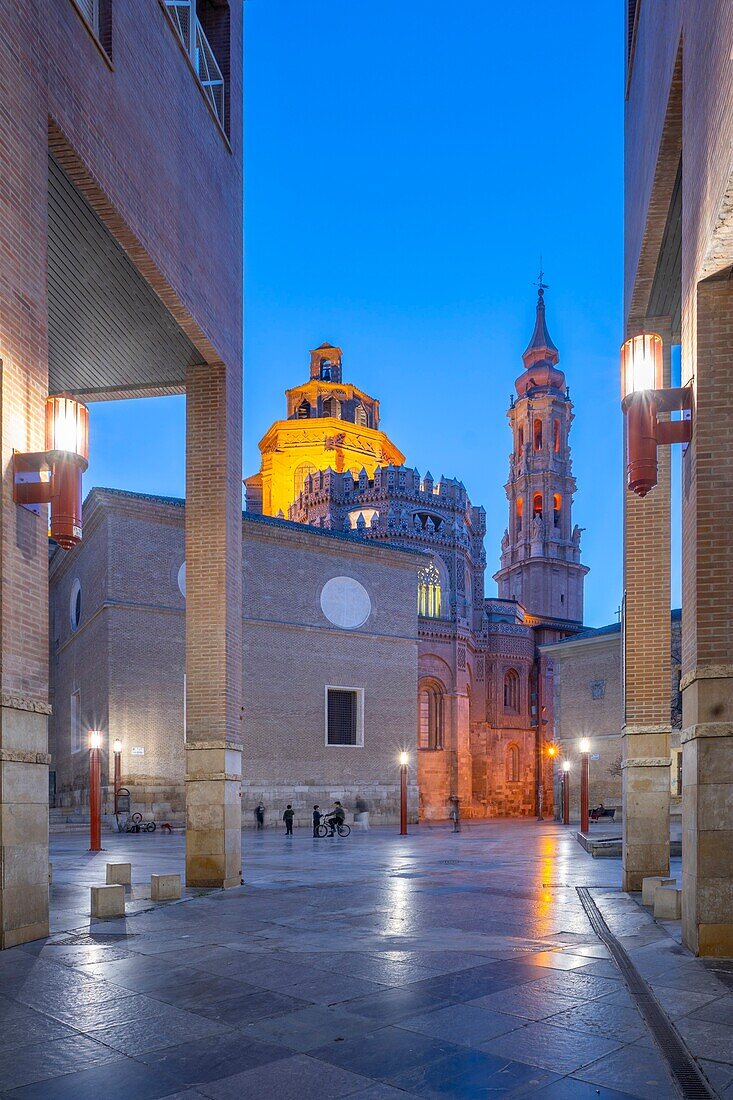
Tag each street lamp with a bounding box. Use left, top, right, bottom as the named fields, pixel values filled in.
left=579, top=738, right=591, bottom=834
left=12, top=393, right=90, bottom=548
left=561, top=759, right=571, bottom=826
left=537, top=742, right=558, bottom=822
left=113, top=739, right=122, bottom=814
left=621, top=333, right=691, bottom=497
left=88, top=730, right=103, bottom=852
left=399, top=752, right=408, bottom=835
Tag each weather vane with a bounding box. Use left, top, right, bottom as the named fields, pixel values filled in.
left=534, top=257, right=548, bottom=292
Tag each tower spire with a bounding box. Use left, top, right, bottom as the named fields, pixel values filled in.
left=523, top=266, right=559, bottom=368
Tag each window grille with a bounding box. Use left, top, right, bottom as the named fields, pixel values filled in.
left=70, top=691, right=82, bottom=753
left=503, top=669, right=520, bottom=713
left=418, top=563, right=442, bottom=618
left=354, top=403, right=368, bottom=427
left=327, top=688, right=359, bottom=745
left=165, top=1, right=226, bottom=130
left=322, top=397, right=341, bottom=419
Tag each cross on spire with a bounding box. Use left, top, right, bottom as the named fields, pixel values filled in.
left=534, top=257, right=548, bottom=294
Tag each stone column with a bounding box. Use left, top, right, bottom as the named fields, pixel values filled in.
left=622, top=317, right=672, bottom=892
left=448, top=691, right=472, bottom=809
left=681, top=277, right=733, bottom=956
left=185, top=362, right=243, bottom=888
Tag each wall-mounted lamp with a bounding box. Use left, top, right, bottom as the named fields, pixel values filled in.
left=621, top=334, right=692, bottom=497
left=12, top=393, right=89, bottom=548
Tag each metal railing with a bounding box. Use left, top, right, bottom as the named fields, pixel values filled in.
left=75, top=0, right=99, bottom=34
left=165, top=1, right=225, bottom=130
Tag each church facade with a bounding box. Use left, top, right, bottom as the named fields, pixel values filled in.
left=247, top=288, right=588, bottom=819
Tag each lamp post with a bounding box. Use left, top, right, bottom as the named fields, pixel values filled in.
left=579, top=738, right=590, bottom=834
left=562, top=759, right=570, bottom=826
left=113, top=739, right=122, bottom=814
left=399, top=752, right=408, bottom=835
left=89, top=731, right=103, bottom=852
left=537, top=742, right=558, bottom=822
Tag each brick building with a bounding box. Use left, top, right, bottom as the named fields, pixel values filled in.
left=624, top=0, right=733, bottom=954
left=0, top=0, right=243, bottom=946
left=250, top=290, right=588, bottom=820
left=542, top=610, right=682, bottom=819
left=49, top=488, right=422, bottom=826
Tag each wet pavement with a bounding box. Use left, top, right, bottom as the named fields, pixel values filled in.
left=0, top=820, right=730, bottom=1098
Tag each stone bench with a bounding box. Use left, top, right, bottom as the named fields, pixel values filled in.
left=91, top=884, right=125, bottom=919
left=105, top=862, right=131, bottom=886
left=641, top=875, right=675, bottom=906
left=654, top=885, right=682, bottom=920
left=151, top=873, right=181, bottom=901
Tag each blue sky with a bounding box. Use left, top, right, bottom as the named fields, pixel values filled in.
left=87, top=0, right=680, bottom=627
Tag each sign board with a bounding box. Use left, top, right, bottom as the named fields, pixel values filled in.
left=131, top=746, right=145, bottom=756
left=590, top=752, right=601, bottom=762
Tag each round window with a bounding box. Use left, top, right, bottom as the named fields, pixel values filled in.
left=69, top=578, right=82, bottom=632
left=320, top=576, right=371, bottom=630
left=177, top=562, right=186, bottom=598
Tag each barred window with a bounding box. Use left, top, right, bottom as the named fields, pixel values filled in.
left=418, top=682, right=444, bottom=751
left=326, top=687, right=363, bottom=746
left=418, top=563, right=442, bottom=618
left=504, top=669, right=520, bottom=713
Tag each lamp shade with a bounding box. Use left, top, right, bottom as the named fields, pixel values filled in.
left=621, top=333, right=663, bottom=400
left=113, top=739, right=122, bottom=754
left=579, top=738, right=590, bottom=754
left=89, top=731, right=102, bottom=750
left=399, top=752, right=409, bottom=767
left=45, top=394, right=89, bottom=463
left=562, top=759, right=571, bottom=772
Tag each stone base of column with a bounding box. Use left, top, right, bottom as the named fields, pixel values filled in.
left=682, top=722, right=733, bottom=957
left=185, top=740, right=242, bottom=889
left=621, top=725, right=671, bottom=893
left=0, top=702, right=51, bottom=949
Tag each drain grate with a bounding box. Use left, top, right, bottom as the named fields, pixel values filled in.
left=576, top=887, right=716, bottom=1100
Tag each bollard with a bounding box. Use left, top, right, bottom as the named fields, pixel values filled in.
left=641, top=876, right=675, bottom=906
left=105, top=862, right=132, bottom=886
left=654, top=885, right=682, bottom=920
left=91, top=884, right=125, bottom=918
left=151, top=873, right=181, bottom=901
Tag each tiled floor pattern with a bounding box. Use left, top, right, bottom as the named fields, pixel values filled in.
left=0, top=821, right=728, bottom=1097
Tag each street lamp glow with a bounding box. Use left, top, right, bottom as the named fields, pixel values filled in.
left=113, top=738, right=122, bottom=753
left=399, top=752, right=409, bottom=767
left=620, top=333, right=663, bottom=399
left=89, top=730, right=102, bottom=750
left=579, top=737, right=590, bottom=754
left=562, top=759, right=571, bottom=772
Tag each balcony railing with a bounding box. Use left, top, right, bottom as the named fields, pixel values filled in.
left=165, top=1, right=225, bottom=131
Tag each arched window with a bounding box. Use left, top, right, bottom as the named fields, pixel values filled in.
left=534, top=418, right=543, bottom=450
left=553, top=419, right=561, bottom=452
left=418, top=682, right=444, bottom=750
left=507, top=743, right=520, bottom=783
left=320, top=359, right=332, bottom=380
left=294, top=462, right=317, bottom=499
left=322, top=396, right=341, bottom=418
left=517, top=427, right=524, bottom=454
left=553, top=493, right=562, bottom=527
left=516, top=497, right=523, bottom=533
left=418, top=563, right=442, bottom=618
left=354, top=403, right=368, bottom=427
left=533, top=493, right=543, bottom=519
left=297, top=400, right=311, bottom=419
left=503, top=669, right=520, bottom=713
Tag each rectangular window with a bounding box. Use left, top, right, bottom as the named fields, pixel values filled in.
left=70, top=690, right=82, bottom=753
left=325, top=687, right=363, bottom=747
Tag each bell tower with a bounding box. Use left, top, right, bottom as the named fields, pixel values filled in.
left=494, top=278, right=588, bottom=640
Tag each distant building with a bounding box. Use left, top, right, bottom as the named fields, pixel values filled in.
left=49, top=489, right=422, bottom=826
left=248, top=287, right=589, bottom=818
left=541, top=610, right=682, bottom=818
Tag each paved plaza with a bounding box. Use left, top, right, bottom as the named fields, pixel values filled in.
left=0, top=821, right=731, bottom=1098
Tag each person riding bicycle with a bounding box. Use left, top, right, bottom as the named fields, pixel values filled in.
left=325, top=800, right=346, bottom=836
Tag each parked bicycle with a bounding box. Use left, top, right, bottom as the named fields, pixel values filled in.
left=315, top=818, right=351, bottom=838
left=125, top=812, right=156, bottom=833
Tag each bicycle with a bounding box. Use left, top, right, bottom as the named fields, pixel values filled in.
left=316, top=819, right=351, bottom=838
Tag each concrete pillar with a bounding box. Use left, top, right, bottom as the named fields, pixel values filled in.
left=448, top=691, right=472, bottom=810
left=681, top=277, right=733, bottom=956
left=622, top=317, right=672, bottom=892
left=185, top=362, right=243, bottom=888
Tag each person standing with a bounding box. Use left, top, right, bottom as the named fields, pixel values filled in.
left=255, top=803, right=265, bottom=830
left=312, top=805, right=321, bottom=837
left=450, top=796, right=461, bottom=833
left=283, top=804, right=295, bottom=836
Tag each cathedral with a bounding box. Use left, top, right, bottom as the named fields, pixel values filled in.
left=246, top=286, right=588, bottom=819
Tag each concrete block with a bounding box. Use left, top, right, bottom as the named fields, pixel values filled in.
left=105, top=863, right=132, bottom=886
left=641, top=876, right=675, bottom=905
left=654, top=886, right=682, bottom=920
left=151, top=873, right=181, bottom=901
left=91, top=884, right=125, bottom=918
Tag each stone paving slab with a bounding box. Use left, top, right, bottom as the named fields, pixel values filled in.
left=0, top=821, right=725, bottom=1098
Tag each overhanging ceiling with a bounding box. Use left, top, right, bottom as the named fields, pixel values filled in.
left=48, top=156, right=204, bottom=401
left=647, top=160, right=682, bottom=344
